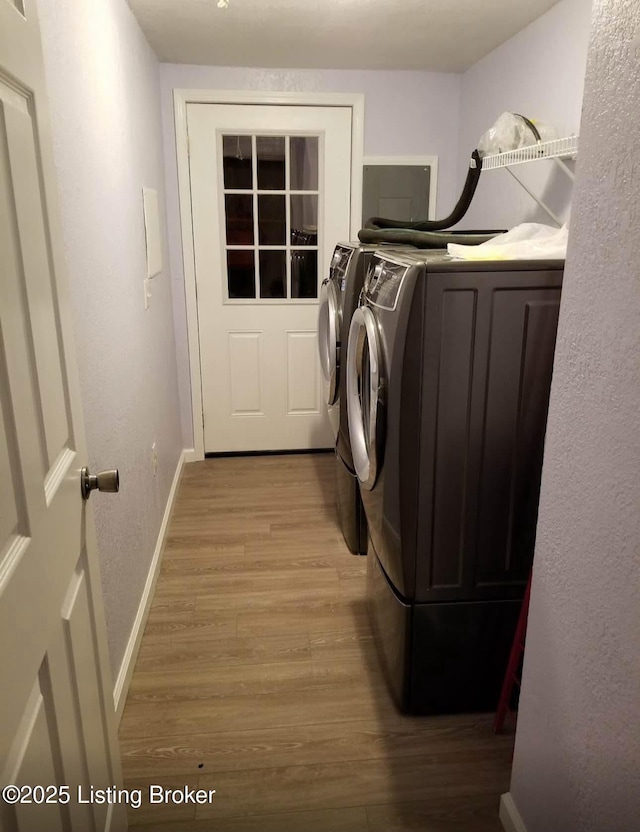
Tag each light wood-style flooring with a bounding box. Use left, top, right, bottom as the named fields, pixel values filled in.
left=119, top=453, right=513, bottom=830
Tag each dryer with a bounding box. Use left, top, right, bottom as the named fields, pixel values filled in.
left=347, top=249, right=564, bottom=713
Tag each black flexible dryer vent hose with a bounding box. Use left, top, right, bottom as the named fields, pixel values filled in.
left=357, top=228, right=498, bottom=248
left=361, top=149, right=484, bottom=234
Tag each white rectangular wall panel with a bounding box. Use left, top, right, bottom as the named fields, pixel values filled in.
left=228, top=332, right=263, bottom=415
left=286, top=331, right=319, bottom=414
left=143, top=187, right=163, bottom=278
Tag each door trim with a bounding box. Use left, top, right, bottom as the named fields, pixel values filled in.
left=174, top=90, right=365, bottom=461
left=363, top=155, right=439, bottom=221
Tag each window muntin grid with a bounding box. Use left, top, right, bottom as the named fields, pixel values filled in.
left=220, top=133, right=320, bottom=302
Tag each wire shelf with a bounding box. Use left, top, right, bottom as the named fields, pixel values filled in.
left=480, top=136, right=579, bottom=170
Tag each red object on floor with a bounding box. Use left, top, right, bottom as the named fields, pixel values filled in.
left=494, top=571, right=532, bottom=734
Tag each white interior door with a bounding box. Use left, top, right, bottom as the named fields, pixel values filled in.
left=188, top=103, right=352, bottom=453
left=0, top=3, right=125, bottom=831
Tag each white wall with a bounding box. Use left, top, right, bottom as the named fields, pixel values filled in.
left=506, top=0, right=640, bottom=829
left=455, top=0, right=593, bottom=230
left=158, top=66, right=462, bottom=446
left=37, top=0, right=183, bottom=679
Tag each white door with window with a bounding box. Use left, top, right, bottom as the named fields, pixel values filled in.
left=187, top=103, right=352, bottom=453
left=0, top=3, right=125, bottom=830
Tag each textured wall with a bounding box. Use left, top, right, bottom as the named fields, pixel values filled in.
left=455, top=0, right=592, bottom=230
left=37, top=0, right=183, bottom=679
left=158, top=65, right=462, bottom=446
left=509, top=0, right=640, bottom=829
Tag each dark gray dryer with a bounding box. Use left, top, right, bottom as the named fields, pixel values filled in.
left=347, top=249, right=563, bottom=713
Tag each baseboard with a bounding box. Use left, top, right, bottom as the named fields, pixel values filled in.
left=500, top=793, right=528, bottom=832
left=113, top=449, right=187, bottom=721
left=184, top=447, right=199, bottom=463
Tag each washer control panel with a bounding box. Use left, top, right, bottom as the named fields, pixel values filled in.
left=329, top=245, right=355, bottom=291
left=364, top=257, right=408, bottom=311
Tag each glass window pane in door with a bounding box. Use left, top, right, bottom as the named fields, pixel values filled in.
left=227, top=250, right=255, bottom=298
left=259, top=250, right=286, bottom=298
left=222, top=135, right=252, bottom=189
left=290, top=195, right=318, bottom=245
left=225, top=194, right=254, bottom=244
left=290, top=137, right=319, bottom=191
left=256, top=136, right=285, bottom=190
left=291, top=250, right=318, bottom=299
left=258, top=195, right=286, bottom=245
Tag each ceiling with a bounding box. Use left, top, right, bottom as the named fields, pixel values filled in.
left=128, top=0, right=561, bottom=73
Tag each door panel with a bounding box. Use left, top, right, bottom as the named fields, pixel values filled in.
left=4, top=96, right=70, bottom=469
left=0, top=2, right=125, bottom=829
left=415, top=274, right=562, bottom=603
left=430, top=289, right=476, bottom=588
left=229, top=332, right=263, bottom=415
left=188, top=103, right=352, bottom=452
left=286, top=331, right=319, bottom=414
left=474, top=291, right=561, bottom=585
left=10, top=682, right=66, bottom=832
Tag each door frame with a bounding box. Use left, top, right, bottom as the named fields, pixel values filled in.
left=174, top=89, right=365, bottom=461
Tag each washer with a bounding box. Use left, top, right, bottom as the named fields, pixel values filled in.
left=347, top=249, right=564, bottom=713
left=318, top=245, right=352, bottom=442
left=319, top=243, right=379, bottom=554
left=320, top=243, right=416, bottom=554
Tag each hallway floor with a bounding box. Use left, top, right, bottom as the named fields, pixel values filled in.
left=119, top=453, right=513, bottom=830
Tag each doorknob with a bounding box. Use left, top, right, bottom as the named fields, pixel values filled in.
left=81, top=467, right=120, bottom=500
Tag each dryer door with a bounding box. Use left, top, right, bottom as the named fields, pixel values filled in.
left=318, top=278, right=341, bottom=405
left=347, top=305, right=385, bottom=490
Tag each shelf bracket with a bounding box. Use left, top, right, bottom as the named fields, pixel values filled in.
left=480, top=136, right=578, bottom=228
left=504, top=166, right=563, bottom=228
left=552, top=156, right=576, bottom=182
